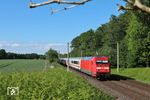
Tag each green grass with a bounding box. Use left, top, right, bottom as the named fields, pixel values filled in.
left=0, top=60, right=114, bottom=100
left=112, top=68, right=150, bottom=84
left=0, top=59, right=45, bottom=72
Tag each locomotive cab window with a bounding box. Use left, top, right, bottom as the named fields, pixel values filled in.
left=96, top=60, right=108, bottom=64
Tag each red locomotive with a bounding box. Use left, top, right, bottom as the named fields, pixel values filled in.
left=59, top=56, right=111, bottom=79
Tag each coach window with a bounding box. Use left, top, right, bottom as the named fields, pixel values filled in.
left=74, top=61, right=79, bottom=64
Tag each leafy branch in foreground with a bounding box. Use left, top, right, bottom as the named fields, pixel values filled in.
left=118, top=0, right=150, bottom=13
left=29, top=0, right=150, bottom=14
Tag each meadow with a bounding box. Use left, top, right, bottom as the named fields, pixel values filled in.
left=0, top=60, right=114, bottom=100
left=112, top=68, right=150, bottom=84
left=0, top=59, right=45, bottom=72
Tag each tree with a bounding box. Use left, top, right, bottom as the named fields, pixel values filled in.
left=0, top=49, right=6, bottom=59
left=46, top=49, right=58, bottom=63
left=70, top=29, right=96, bottom=57
left=70, top=12, right=131, bottom=67
left=119, top=39, right=128, bottom=68
left=0, top=49, right=45, bottom=59
left=126, top=13, right=150, bottom=67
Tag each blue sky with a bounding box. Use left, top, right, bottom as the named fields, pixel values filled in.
left=0, top=0, right=125, bottom=54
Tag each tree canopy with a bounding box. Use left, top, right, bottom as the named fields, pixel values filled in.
left=70, top=11, right=150, bottom=68
left=45, top=49, right=58, bottom=63
left=0, top=49, right=45, bottom=59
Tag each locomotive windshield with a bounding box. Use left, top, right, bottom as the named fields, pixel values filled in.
left=96, top=60, right=108, bottom=64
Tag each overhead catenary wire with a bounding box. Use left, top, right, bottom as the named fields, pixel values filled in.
left=51, top=5, right=79, bottom=14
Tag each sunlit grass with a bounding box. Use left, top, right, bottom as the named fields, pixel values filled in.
left=112, top=67, right=150, bottom=84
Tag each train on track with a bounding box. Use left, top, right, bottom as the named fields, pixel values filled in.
left=59, top=56, right=111, bottom=79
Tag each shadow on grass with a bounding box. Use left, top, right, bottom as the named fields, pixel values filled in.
left=110, top=74, right=135, bottom=81
left=0, top=63, right=14, bottom=69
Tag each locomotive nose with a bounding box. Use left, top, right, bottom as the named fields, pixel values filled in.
left=96, top=60, right=110, bottom=74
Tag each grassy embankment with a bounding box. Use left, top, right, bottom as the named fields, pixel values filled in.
left=112, top=67, right=150, bottom=84
left=0, top=60, right=114, bottom=100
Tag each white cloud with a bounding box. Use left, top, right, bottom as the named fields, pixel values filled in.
left=45, top=43, right=65, bottom=50
left=0, top=44, right=3, bottom=48
left=11, top=43, right=20, bottom=47
left=0, top=41, right=68, bottom=54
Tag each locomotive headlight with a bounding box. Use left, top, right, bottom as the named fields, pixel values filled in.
left=104, top=67, right=109, bottom=69
left=96, top=67, right=109, bottom=69
left=96, top=67, right=101, bottom=69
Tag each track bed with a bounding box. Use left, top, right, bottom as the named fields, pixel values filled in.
left=67, top=67, right=150, bottom=100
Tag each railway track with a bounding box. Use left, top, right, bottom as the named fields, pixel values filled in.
left=67, top=67, right=150, bottom=100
